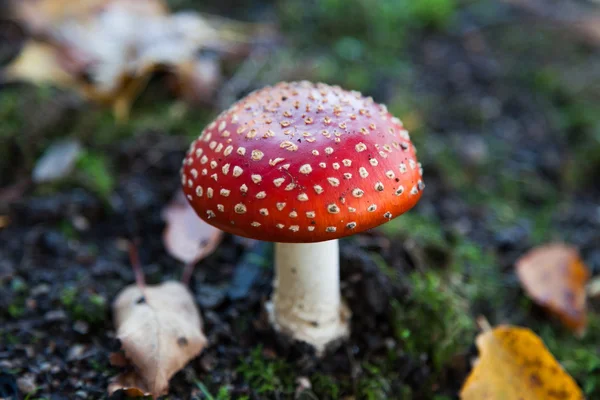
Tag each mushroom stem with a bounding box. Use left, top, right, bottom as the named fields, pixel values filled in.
left=267, top=239, right=350, bottom=354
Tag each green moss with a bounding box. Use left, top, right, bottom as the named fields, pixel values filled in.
left=379, top=213, right=447, bottom=249
left=23, top=391, right=40, bottom=400
left=1, top=332, right=20, bottom=346
left=10, top=276, right=28, bottom=293
left=8, top=303, right=26, bottom=318
left=356, top=363, right=413, bottom=400
left=58, top=220, right=77, bottom=240
left=539, top=315, right=600, bottom=398
left=5, top=277, right=28, bottom=318
left=60, top=286, right=107, bottom=324
left=407, top=0, right=457, bottom=30
left=196, top=382, right=231, bottom=400
left=79, top=98, right=210, bottom=145
left=278, top=0, right=455, bottom=94
left=392, top=271, right=475, bottom=370
left=451, top=239, right=509, bottom=317
left=357, top=364, right=391, bottom=400
left=237, top=346, right=295, bottom=396
left=280, top=0, right=455, bottom=49
left=60, top=286, right=77, bottom=308
left=310, top=374, right=340, bottom=399
left=75, top=150, right=115, bottom=199
left=0, top=87, right=24, bottom=139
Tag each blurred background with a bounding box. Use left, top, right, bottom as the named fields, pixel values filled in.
left=0, top=0, right=599, bottom=399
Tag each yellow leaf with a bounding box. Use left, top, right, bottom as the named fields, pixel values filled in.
left=2, top=41, right=76, bottom=87
left=108, top=281, right=207, bottom=398
left=460, top=325, right=584, bottom=400
left=516, top=243, right=590, bottom=335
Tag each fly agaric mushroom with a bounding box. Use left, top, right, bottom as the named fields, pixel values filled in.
left=181, top=81, right=424, bottom=353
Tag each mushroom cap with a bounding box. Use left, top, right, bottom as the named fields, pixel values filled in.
left=181, top=81, right=424, bottom=243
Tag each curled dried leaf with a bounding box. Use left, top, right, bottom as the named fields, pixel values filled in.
left=461, top=325, right=584, bottom=400
left=108, top=281, right=207, bottom=398
left=516, top=243, right=590, bottom=335
left=5, top=0, right=274, bottom=120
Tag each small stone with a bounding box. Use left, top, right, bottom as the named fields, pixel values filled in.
left=459, top=135, right=488, bottom=166
left=0, top=260, right=14, bottom=282
left=495, top=223, right=530, bottom=251
left=196, top=285, right=227, bottom=309
left=24, top=346, right=35, bottom=358
left=39, top=362, right=52, bottom=372
left=384, top=337, right=397, bottom=349
left=295, top=377, right=313, bottom=398
left=44, top=309, right=67, bottom=322
left=31, top=284, right=50, bottom=297
left=296, top=376, right=311, bottom=391
left=32, top=139, right=82, bottom=183
left=17, top=374, right=36, bottom=394
left=73, top=320, right=89, bottom=335
left=72, top=215, right=90, bottom=231
left=67, top=345, right=86, bottom=361
left=199, top=353, right=217, bottom=372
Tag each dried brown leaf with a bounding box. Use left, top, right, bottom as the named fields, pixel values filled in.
left=162, top=190, right=223, bottom=264
left=108, top=281, right=207, bottom=398
left=516, top=243, right=590, bottom=335
left=5, top=0, right=269, bottom=120
left=12, top=0, right=167, bottom=34
left=3, top=40, right=77, bottom=87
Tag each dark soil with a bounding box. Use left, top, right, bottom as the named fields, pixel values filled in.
left=1, top=0, right=599, bottom=399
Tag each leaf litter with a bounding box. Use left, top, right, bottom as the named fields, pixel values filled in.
left=516, top=243, right=590, bottom=335
left=4, top=0, right=275, bottom=120
left=161, top=189, right=223, bottom=266
left=108, top=280, right=207, bottom=398
left=460, top=323, right=584, bottom=400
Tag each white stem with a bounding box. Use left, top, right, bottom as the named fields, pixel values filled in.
left=266, top=240, right=350, bottom=354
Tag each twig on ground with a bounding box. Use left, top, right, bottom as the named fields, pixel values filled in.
left=128, top=239, right=146, bottom=289
left=181, top=259, right=197, bottom=287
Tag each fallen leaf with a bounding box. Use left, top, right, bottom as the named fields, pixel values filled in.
left=108, top=280, right=207, bottom=398
left=12, top=0, right=167, bottom=35
left=516, top=243, right=590, bottom=335
left=5, top=0, right=273, bottom=120
left=162, top=190, right=223, bottom=264
left=3, top=40, right=78, bottom=87
left=460, top=325, right=584, bottom=400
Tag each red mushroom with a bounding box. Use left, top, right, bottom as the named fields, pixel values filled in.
left=181, top=81, right=424, bottom=353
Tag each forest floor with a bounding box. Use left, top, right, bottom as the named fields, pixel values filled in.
left=1, top=0, right=599, bottom=399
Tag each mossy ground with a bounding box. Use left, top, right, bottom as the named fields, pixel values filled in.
left=1, top=0, right=599, bottom=399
